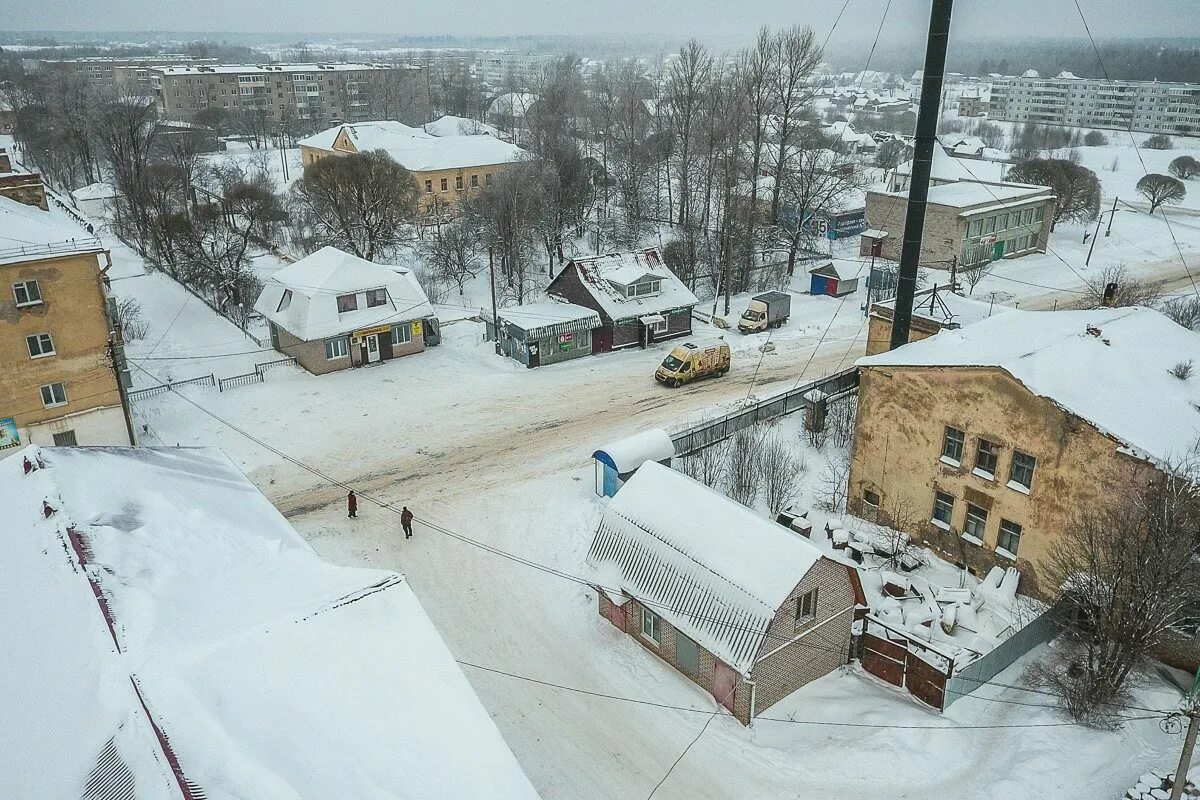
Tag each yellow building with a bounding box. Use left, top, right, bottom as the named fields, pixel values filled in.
left=298, top=120, right=529, bottom=217
left=848, top=306, right=1199, bottom=599
left=0, top=196, right=133, bottom=454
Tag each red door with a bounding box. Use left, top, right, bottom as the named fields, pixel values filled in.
left=609, top=602, right=627, bottom=632
left=592, top=325, right=613, bottom=353
left=713, top=660, right=737, bottom=713
left=871, top=239, right=883, bottom=257
left=827, top=278, right=839, bottom=296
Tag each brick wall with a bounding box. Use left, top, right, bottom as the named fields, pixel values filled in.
left=0, top=174, right=49, bottom=210
left=750, top=559, right=856, bottom=715
left=273, top=324, right=350, bottom=375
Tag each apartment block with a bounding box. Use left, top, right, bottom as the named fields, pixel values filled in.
left=988, top=70, right=1200, bottom=135
left=151, top=63, right=417, bottom=126
left=26, top=55, right=214, bottom=95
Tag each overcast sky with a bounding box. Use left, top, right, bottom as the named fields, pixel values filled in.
left=2, top=0, right=1197, bottom=42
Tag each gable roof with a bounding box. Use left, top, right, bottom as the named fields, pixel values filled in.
left=299, top=120, right=528, bottom=172
left=894, top=148, right=1009, bottom=185
left=586, top=461, right=827, bottom=676
left=1, top=446, right=541, bottom=800
left=554, top=248, right=698, bottom=321
left=858, top=306, right=1200, bottom=466
left=254, top=246, right=433, bottom=341
left=422, top=114, right=503, bottom=138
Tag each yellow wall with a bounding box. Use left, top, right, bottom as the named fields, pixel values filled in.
left=847, top=364, right=1155, bottom=598
left=1, top=252, right=122, bottom=430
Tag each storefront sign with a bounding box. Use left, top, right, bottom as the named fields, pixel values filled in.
left=558, top=333, right=574, bottom=343
left=411, top=320, right=422, bottom=336
left=353, top=324, right=394, bottom=338
left=0, top=417, right=19, bottom=449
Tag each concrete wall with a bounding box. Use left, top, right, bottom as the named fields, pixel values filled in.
left=8, top=404, right=130, bottom=456
left=0, top=173, right=48, bottom=210
left=848, top=365, right=1156, bottom=599
left=1, top=252, right=127, bottom=443
left=864, top=310, right=942, bottom=356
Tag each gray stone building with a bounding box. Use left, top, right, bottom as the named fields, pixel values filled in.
left=255, top=247, right=436, bottom=375
left=586, top=461, right=861, bottom=725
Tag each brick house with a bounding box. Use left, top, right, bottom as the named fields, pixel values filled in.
left=255, top=246, right=436, bottom=375
left=547, top=249, right=698, bottom=353
left=860, top=181, right=1055, bottom=269
left=586, top=461, right=861, bottom=725
left=849, top=307, right=1200, bottom=599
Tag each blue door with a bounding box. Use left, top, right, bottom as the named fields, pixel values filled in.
left=810, top=275, right=828, bottom=295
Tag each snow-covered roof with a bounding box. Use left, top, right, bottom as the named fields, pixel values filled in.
left=299, top=120, right=529, bottom=172
left=592, top=428, right=675, bottom=473
left=156, top=62, right=390, bottom=75
left=556, top=248, right=698, bottom=322
left=882, top=180, right=1052, bottom=211
left=0, top=194, right=104, bottom=266
left=493, top=300, right=600, bottom=337
left=254, top=246, right=433, bottom=341
left=488, top=92, right=538, bottom=119
left=895, top=148, right=1008, bottom=185
left=422, top=114, right=503, bottom=138
left=872, top=285, right=1011, bottom=329
left=0, top=446, right=540, bottom=800
left=858, top=307, right=1200, bottom=466
left=586, top=461, right=827, bottom=676
left=70, top=181, right=116, bottom=201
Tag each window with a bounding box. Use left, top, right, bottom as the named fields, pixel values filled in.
left=1022, top=208, right=1034, bottom=225
left=13, top=280, right=42, bottom=307
left=40, top=382, right=67, bottom=407
left=963, top=503, right=988, bottom=541
left=52, top=430, right=77, bottom=446
left=26, top=332, right=56, bottom=359
left=324, top=336, right=349, bottom=359
left=366, top=288, right=388, bottom=308
left=647, top=317, right=668, bottom=335
left=998, top=520, right=1022, bottom=556
left=795, top=588, right=819, bottom=628
left=932, top=491, right=955, bottom=527
left=676, top=633, right=700, bottom=676
left=997, top=213, right=1009, bottom=230
left=641, top=606, right=661, bottom=644
left=470, top=174, right=479, bottom=188
left=975, top=439, right=999, bottom=476
left=1034, top=205, right=1045, bottom=222
left=628, top=280, right=662, bottom=298
left=440, top=177, right=448, bottom=191
left=1009, top=451, right=1036, bottom=491
left=968, top=219, right=982, bottom=238
left=455, top=175, right=464, bottom=190
left=863, top=488, right=881, bottom=510
left=941, top=426, right=965, bottom=463
left=485, top=173, right=493, bottom=184
left=424, top=179, right=433, bottom=193
left=336, top=293, right=358, bottom=313
left=277, top=289, right=293, bottom=312
left=983, top=216, right=997, bottom=234
left=390, top=323, right=411, bottom=346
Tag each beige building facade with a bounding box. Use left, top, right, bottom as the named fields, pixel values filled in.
left=1, top=225, right=133, bottom=455
left=861, top=182, right=1055, bottom=269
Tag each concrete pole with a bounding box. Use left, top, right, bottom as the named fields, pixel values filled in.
left=1170, top=709, right=1199, bottom=800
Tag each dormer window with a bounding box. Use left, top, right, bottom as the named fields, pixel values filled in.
left=627, top=279, right=661, bottom=298
left=277, top=289, right=293, bottom=312
left=337, top=293, right=358, bottom=313
left=366, top=288, right=388, bottom=308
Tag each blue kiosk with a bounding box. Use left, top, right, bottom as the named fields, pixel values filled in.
left=592, top=429, right=676, bottom=497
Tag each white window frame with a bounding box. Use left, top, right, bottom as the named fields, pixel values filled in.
left=964, top=503, right=988, bottom=541
left=1009, top=450, right=1036, bottom=492
left=794, top=588, right=819, bottom=629
left=27, top=332, right=56, bottom=359
left=365, top=288, right=389, bottom=308
left=324, top=336, right=350, bottom=360
left=998, top=519, right=1022, bottom=556
left=932, top=491, right=955, bottom=529
left=941, top=426, right=965, bottom=464
left=390, top=323, right=412, bottom=346
left=641, top=606, right=661, bottom=644
left=336, top=293, right=358, bottom=313
left=40, top=382, right=67, bottom=408
left=13, top=280, right=42, bottom=307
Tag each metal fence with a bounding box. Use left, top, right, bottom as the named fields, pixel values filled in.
left=671, top=367, right=859, bottom=456
left=127, top=373, right=215, bottom=402
left=254, top=356, right=297, bottom=375
left=943, top=601, right=1062, bottom=709
left=218, top=371, right=265, bottom=392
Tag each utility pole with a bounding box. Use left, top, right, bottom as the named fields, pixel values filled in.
left=488, top=245, right=501, bottom=355
left=1170, top=674, right=1200, bottom=800
left=1105, top=196, right=1119, bottom=236
left=889, top=0, right=954, bottom=351
left=1086, top=198, right=1120, bottom=266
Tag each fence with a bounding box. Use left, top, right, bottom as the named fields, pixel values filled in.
left=127, top=373, right=215, bottom=402
left=670, top=367, right=859, bottom=456
left=218, top=371, right=265, bottom=392
left=943, top=601, right=1062, bottom=709
left=254, top=356, right=297, bottom=375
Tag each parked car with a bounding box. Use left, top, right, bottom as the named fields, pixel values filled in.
left=738, top=291, right=791, bottom=333
left=655, top=341, right=731, bottom=387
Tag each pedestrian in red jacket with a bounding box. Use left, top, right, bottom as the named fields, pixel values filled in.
left=401, top=506, right=414, bottom=538
left=348, top=490, right=358, bottom=519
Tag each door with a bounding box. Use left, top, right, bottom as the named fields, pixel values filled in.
left=871, top=238, right=883, bottom=257
left=592, top=326, right=613, bottom=353
left=827, top=278, right=839, bottom=296
left=713, top=660, right=737, bottom=713
left=676, top=634, right=700, bottom=678
left=365, top=334, right=381, bottom=363
left=810, top=275, right=827, bottom=295
left=528, top=342, right=541, bottom=368
left=993, top=240, right=1006, bottom=260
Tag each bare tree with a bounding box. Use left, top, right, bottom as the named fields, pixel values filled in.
left=1136, top=173, right=1187, bottom=214
left=767, top=26, right=821, bottom=222
left=1042, top=459, right=1200, bottom=723
left=460, top=161, right=550, bottom=305
left=113, top=296, right=149, bottom=342
left=290, top=150, right=418, bottom=261
left=93, top=96, right=160, bottom=253
left=760, top=431, right=807, bottom=514
left=816, top=450, right=851, bottom=513
left=1082, top=263, right=1165, bottom=308
left=827, top=394, right=858, bottom=450
left=723, top=428, right=763, bottom=507
left=1143, top=133, right=1174, bottom=150
left=1007, top=158, right=1101, bottom=229
left=1168, top=156, right=1199, bottom=180
left=1161, top=295, right=1200, bottom=331
left=959, top=259, right=996, bottom=295
left=664, top=40, right=713, bottom=233
left=419, top=221, right=481, bottom=297
left=678, top=440, right=729, bottom=488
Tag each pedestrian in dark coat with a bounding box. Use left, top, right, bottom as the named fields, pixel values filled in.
left=401, top=506, right=414, bottom=538
left=348, top=490, right=358, bottom=519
